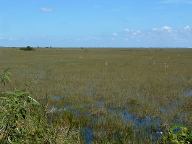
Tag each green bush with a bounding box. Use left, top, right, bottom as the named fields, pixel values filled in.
left=162, top=125, right=192, bottom=144
left=0, top=68, right=11, bottom=86
left=0, top=69, right=81, bottom=144
left=0, top=90, right=55, bottom=143
left=20, top=46, right=34, bottom=51
left=0, top=69, right=55, bottom=143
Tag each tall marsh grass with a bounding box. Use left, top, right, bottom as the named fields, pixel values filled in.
left=0, top=48, right=192, bottom=143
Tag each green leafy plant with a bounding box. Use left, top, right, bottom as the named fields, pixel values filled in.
left=0, top=69, right=81, bottom=144
left=162, top=125, right=192, bottom=144
left=0, top=68, right=11, bottom=86
left=0, top=69, right=55, bottom=143
left=0, top=90, right=55, bottom=143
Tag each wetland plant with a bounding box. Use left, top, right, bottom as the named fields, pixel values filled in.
left=0, top=69, right=80, bottom=143
left=0, top=90, right=55, bottom=143
left=162, top=125, right=192, bottom=144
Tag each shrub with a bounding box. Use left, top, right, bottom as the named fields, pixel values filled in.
left=0, top=68, right=11, bottom=86
left=162, top=125, right=192, bottom=144
left=20, top=46, right=34, bottom=51
left=0, top=90, right=55, bottom=143
left=0, top=69, right=55, bottom=143
left=0, top=69, right=81, bottom=144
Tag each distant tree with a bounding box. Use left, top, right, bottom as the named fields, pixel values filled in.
left=20, top=46, right=34, bottom=51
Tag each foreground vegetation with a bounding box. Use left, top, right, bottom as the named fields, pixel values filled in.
left=0, top=48, right=192, bottom=143
left=0, top=69, right=81, bottom=143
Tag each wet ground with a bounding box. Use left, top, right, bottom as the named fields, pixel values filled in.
left=46, top=90, right=192, bottom=144
left=184, top=89, right=192, bottom=97
left=48, top=95, right=166, bottom=143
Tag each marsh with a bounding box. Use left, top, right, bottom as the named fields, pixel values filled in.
left=1, top=48, right=192, bottom=143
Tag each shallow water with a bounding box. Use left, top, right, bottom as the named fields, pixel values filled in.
left=95, top=100, right=105, bottom=108
left=81, top=127, right=94, bottom=144
left=109, top=108, right=163, bottom=142
left=184, top=89, right=192, bottom=97
left=50, top=95, right=64, bottom=101
left=48, top=97, right=169, bottom=143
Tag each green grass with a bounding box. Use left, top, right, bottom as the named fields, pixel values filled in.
left=0, top=48, right=192, bottom=143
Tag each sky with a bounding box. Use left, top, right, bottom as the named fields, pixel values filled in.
left=0, top=0, right=192, bottom=47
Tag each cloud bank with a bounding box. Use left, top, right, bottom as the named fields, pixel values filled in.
left=1, top=26, right=192, bottom=47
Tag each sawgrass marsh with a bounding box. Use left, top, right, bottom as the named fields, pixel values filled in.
left=1, top=48, right=192, bottom=143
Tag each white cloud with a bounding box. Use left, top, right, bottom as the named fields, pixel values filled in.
left=40, top=7, right=53, bottom=13
left=162, top=26, right=173, bottom=32
left=132, top=30, right=142, bottom=36
left=152, top=26, right=173, bottom=32
left=184, top=25, right=192, bottom=31
left=124, top=29, right=142, bottom=36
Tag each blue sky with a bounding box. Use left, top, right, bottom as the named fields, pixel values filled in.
left=0, top=0, right=192, bottom=47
